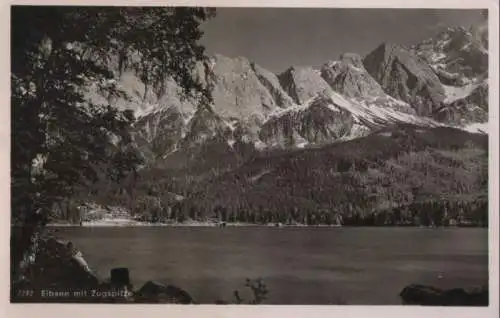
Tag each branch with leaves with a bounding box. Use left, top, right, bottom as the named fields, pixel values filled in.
left=11, top=6, right=215, bottom=283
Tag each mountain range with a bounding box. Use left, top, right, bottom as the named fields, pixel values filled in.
left=84, top=21, right=489, bottom=223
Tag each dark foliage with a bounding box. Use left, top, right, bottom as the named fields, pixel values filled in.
left=164, top=125, right=487, bottom=226
left=11, top=5, right=214, bottom=282
left=74, top=125, right=488, bottom=227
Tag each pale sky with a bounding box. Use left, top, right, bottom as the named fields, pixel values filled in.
left=200, top=8, right=486, bottom=73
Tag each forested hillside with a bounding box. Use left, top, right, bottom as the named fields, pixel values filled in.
left=82, top=125, right=487, bottom=227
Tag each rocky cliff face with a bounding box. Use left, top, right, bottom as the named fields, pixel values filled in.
left=437, top=81, right=488, bottom=125
left=251, top=62, right=296, bottom=108
left=129, top=55, right=293, bottom=160
left=407, top=23, right=488, bottom=126
left=363, top=43, right=446, bottom=117
left=88, top=21, right=488, bottom=166
left=321, top=53, right=385, bottom=98
left=259, top=90, right=436, bottom=149
left=205, top=54, right=281, bottom=120
left=411, top=25, right=488, bottom=86
left=259, top=94, right=355, bottom=148
left=278, top=66, right=333, bottom=104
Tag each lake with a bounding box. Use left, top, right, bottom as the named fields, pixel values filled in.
left=54, top=227, right=488, bottom=305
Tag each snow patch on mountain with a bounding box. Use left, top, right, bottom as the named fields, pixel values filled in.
left=134, top=102, right=172, bottom=119
left=411, top=24, right=488, bottom=86
left=460, top=122, right=488, bottom=134
left=249, top=169, right=273, bottom=183
left=265, top=98, right=316, bottom=121
left=113, top=22, right=488, bottom=162
left=260, top=94, right=354, bottom=149
left=262, top=90, right=440, bottom=149
left=443, top=83, right=480, bottom=104
left=331, top=91, right=437, bottom=128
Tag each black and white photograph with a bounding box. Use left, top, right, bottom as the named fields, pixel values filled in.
left=7, top=3, right=498, bottom=311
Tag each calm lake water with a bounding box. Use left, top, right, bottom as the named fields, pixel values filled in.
left=55, top=227, right=488, bottom=305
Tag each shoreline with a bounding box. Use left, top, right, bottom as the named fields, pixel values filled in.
left=45, top=221, right=482, bottom=228
left=46, top=222, right=334, bottom=228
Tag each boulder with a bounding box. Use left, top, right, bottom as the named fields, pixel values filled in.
left=135, top=280, right=195, bottom=304
left=110, top=267, right=131, bottom=288
left=400, top=284, right=488, bottom=306
left=30, top=238, right=99, bottom=288
left=11, top=237, right=100, bottom=302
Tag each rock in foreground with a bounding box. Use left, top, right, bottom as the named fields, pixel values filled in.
left=135, top=280, right=195, bottom=304
left=11, top=236, right=101, bottom=302
left=400, top=284, right=488, bottom=306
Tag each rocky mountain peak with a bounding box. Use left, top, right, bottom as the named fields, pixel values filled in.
left=260, top=94, right=354, bottom=149
left=277, top=66, right=333, bottom=105
left=320, top=53, right=384, bottom=98
left=363, top=42, right=446, bottom=117
left=250, top=62, right=296, bottom=108
left=101, top=21, right=488, bottom=166
left=204, top=54, right=279, bottom=120
left=340, top=52, right=364, bottom=68
left=411, top=22, right=488, bottom=86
